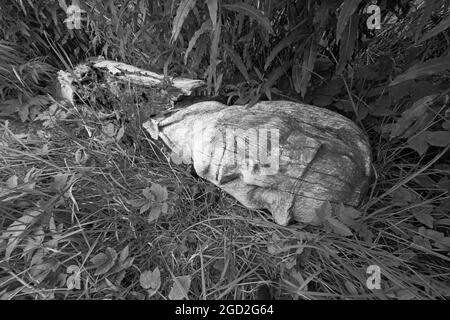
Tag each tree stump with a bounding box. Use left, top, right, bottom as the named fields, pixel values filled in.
left=144, top=100, right=371, bottom=226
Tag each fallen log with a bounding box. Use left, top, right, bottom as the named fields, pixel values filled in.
left=58, top=58, right=371, bottom=226
left=144, top=100, right=371, bottom=226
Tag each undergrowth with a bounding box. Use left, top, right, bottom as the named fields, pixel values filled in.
left=0, top=0, right=449, bottom=300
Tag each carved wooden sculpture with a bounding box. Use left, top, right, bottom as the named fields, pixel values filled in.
left=58, top=58, right=371, bottom=226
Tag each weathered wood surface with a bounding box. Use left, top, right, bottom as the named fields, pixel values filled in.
left=58, top=58, right=371, bottom=226
left=144, top=100, right=371, bottom=226
left=57, top=57, right=205, bottom=106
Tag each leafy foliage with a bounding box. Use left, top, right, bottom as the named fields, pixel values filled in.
left=1, top=0, right=450, bottom=301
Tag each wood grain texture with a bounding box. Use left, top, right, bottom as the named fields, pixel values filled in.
left=145, top=100, right=371, bottom=226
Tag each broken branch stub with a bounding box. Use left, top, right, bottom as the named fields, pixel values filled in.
left=57, top=57, right=206, bottom=109
left=144, top=100, right=371, bottom=226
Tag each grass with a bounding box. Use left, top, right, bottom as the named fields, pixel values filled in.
left=0, top=6, right=449, bottom=299
left=0, top=84, right=449, bottom=300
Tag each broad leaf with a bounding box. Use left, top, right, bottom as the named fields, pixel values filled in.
left=207, top=16, right=221, bottom=93
left=223, top=44, right=249, bottom=82
left=419, top=14, right=450, bottom=43
left=66, top=265, right=81, bottom=290
left=170, top=0, right=197, bottom=44
left=139, top=267, right=161, bottom=291
left=3, top=210, right=42, bottom=259
left=326, top=216, right=353, bottom=237
left=205, top=0, right=217, bottom=28
left=390, top=95, right=437, bottom=138
left=184, top=20, right=212, bottom=65
left=148, top=206, right=162, bottom=223
left=151, top=183, right=168, bottom=202
left=298, top=38, right=317, bottom=97
left=425, top=131, right=450, bottom=147
left=413, top=208, right=434, bottom=229
left=391, top=56, right=450, bottom=86
left=168, top=275, right=192, bottom=300
left=223, top=3, right=273, bottom=34
left=414, top=0, right=438, bottom=43
left=261, top=62, right=292, bottom=94
left=90, top=247, right=118, bottom=276
left=265, top=33, right=307, bottom=71
left=407, top=133, right=429, bottom=155
left=337, top=13, right=358, bottom=74
left=337, top=203, right=361, bottom=226
left=316, top=201, right=332, bottom=222
left=336, top=0, right=362, bottom=42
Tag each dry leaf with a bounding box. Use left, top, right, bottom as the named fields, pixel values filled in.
left=168, top=275, right=191, bottom=300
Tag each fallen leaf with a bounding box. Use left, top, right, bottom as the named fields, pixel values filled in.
left=316, top=201, right=332, bottom=222
left=90, top=247, right=118, bottom=276
left=147, top=206, right=161, bottom=223
left=66, top=265, right=81, bottom=290
left=337, top=203, right=361, bottom=226
left=326, top=216, right=353, bottom=237
left=151, top=183, right=168, bottom=202
left=139, top=267, right=161, bottom=294
left=53, top=173, right=69, bottom=192
left=168, top=275, right=191, bottom=300
left=6, top=175, right=18, bottom=189
left=425, top=131, right=450, bottom=147
left=413, top=209, right=434, bottom=228
left=3, top=210, right=42, bottom=259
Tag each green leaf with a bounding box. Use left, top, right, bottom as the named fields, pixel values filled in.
left=103, top=123, right=116, bottom=137
left=170, top=0, right=197, bottom=44
left=66, top=265, right=81, bottom=290
left=390, top=95, right=437, bottom=138
left=407, top=133, right=429, bottom=155
left=425, top=131, right=450, bottom=147
left=53, top=173, right=69, bottom=192
left=168, top=275, right=191, bottom=300
left=18, top=104, right=29, bottom=122
left=344, top=280, right=358, bottom=295
left=139, top=267, right=161, bottom=291
left=223, top=3, right=273, bottom=34
left=414, top=0, right=438, bottom=43
left=391, top=56, right=450, bottom=86
left=292, top=62, right=302, bottom=94
left=261, top=62, right=292, bottom=94
left=90, top=247, right=118, bottom=276
left=205, top=0, right=218, bottom=28
left=148, top=206, right=162, bottom=223
left=6, top=175, right=18, bottom=189
left=316, top=201, right=332, bottom=222
left=337, top=12, right=358, bottom=74
left=119, top=245, right=129, bottom=264
left=298, top=38, right=317, bottom=97
left=151, top=183, right=168, bottom=202
left=207, top=16, right=221, bottom=93
left=391, top=187, right=416, bottom=205
left=413, top=209, right=434, bottom=229
left=336, top=0, right=362, bottom=42
left=3, top=210, right=42, bottom=259
left=337, top=203, right=361, bottom=226
left=140, top=202, right=151, bottom=214
left=184, top=20, right=212, bottom=65
left=223, top=44, right=249, bottom=82
left=142, top=187, right=155, bottom=201
left=264, top=33, right=307, bottom=71
left=326, top=216, right=353, bottom=236
left=418, top=14, right=450, bottom=43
